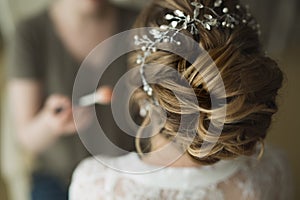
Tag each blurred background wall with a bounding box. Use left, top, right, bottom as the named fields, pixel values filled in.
left=244, top=1, right=300, bottom=199
left=0, top=0, right=299, bottom=199
left=0, top=37, right=8, bottom=200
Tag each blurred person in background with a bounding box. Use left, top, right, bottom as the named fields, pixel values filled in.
left=5, top=0, right=137, bottom=199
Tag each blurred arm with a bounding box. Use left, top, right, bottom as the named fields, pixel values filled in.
left=7, top=79, right=80, bottom=154
left=7, top=79, right=58, bottom=154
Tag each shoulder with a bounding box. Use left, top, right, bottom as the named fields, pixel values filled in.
left=69, top=155, right=115, bottom=199
left=70, top=153, right=141, bottom=179
left=229, top=145, right=293, bottom=199
left=69, top=154, right=142, bottom=199
left=71, top=156, right=110, bottom=181
left=15, top=10, right=49, bottom=39
left=255, top=146, right=293, bottom=195
left=246, top=145, right=291, bottom=176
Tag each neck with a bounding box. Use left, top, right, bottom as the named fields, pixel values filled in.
left=142, top=134, right=202, bottom=168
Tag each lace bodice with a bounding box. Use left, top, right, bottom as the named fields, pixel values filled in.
left=69, top=146, right=293, bottom=200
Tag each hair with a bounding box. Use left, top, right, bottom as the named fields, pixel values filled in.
left=129, top=0, right=283, bottom=165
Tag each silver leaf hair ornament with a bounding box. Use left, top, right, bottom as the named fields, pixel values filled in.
left=134, top=0, right=259, bottom=105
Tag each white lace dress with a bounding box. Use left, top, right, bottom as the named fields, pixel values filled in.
left=69, top=146, right=293, bottom=200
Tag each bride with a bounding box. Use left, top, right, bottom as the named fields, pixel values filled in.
left=69, top=0, right=293, bottom=199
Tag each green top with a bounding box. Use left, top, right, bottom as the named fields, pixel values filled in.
left=7, top=7, right=137, bottom=185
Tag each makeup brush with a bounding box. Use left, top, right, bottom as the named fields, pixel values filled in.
left=78, top=86, right=112, bottom=107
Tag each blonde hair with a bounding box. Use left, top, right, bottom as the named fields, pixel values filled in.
left=130, top=0, right=283, bottom=165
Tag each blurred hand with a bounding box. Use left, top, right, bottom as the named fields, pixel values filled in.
left=42, top=94, right=91, bottom=137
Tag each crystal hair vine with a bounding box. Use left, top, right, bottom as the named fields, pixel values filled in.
left=134, top=0, right=259, bottom=105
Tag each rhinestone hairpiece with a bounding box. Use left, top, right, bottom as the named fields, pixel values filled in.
left=134, top=0, right=259, bottom=102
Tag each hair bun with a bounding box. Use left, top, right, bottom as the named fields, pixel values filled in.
left=131, top=0, right=283, bottom=165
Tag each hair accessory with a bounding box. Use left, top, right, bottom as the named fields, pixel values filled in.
left=139, top=100, right=152, bottom=117
left=134, top=0, right=259, bottom=101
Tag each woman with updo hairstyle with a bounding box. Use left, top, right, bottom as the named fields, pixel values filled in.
left=69, top=0, right=293, bottom=199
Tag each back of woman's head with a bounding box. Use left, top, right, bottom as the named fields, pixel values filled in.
left=130, top=0, right=283, bottom=165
